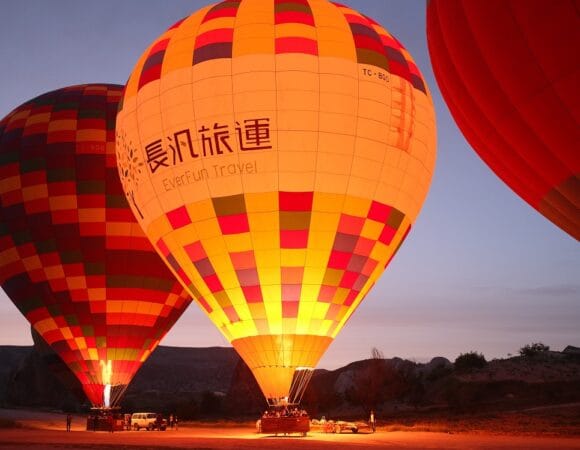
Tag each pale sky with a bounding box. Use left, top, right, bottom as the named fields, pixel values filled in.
left=0, top=1, right=578, bottom=370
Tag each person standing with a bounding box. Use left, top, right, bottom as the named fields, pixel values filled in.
left=66, top=414, right=72, bottom=432
left=369, top=410, right=376, bottom=433
left=169, top=414, right=174, bottom=429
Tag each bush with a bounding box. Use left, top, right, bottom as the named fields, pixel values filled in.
left=519, top=343, right=550, bottom=358
left=454, top=352, right=487, bottom=371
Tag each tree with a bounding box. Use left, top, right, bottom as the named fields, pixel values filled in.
left=519, top=342, right=550, bottom=358
left=371, top=347, right=384, bottom=360
left=454, top=351, right=487, bottom=372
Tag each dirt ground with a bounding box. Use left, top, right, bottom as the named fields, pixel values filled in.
left=1, top=408, right=580, bottom=450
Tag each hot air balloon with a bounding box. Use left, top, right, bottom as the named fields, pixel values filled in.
left=0, top=84, right=191, bottom=408
left=116, top=0, right=436, bottom=406
left=427, top=0, right=579, bottom=240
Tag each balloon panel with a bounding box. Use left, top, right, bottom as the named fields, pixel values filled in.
left=427, top=0, right=579, bottom=239
left=117, top=0, right=436, bottom=400
left=146, top=191, right=412, bottom=342
left=0, top=85, right=191, bottom=407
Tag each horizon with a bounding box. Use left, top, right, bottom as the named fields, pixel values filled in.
left=5, top=340, right=576, bottom=370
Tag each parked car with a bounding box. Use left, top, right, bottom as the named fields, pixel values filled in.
left=130, top=412, right=167, bottom=431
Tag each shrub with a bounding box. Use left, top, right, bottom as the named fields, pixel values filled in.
left=454, top=352, right=487, bottom=371
left=519, top=342, right=550, bottom=358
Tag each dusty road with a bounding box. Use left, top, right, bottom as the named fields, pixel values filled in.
left=1, top=427, right=580, bottom=450
left=1, top=409, right=579, bottom=450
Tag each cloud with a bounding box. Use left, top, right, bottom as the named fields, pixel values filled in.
left=515, top=284, right=580, bottom=297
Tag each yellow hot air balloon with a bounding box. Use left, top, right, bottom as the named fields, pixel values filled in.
left=116, top=0, right=436, bottom=406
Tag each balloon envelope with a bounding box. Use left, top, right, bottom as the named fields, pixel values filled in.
left=427, top=0, right=579, bottom=239
left=116, top=0, right=436, bottom=404
left=0, top=84, right=191, bottom=408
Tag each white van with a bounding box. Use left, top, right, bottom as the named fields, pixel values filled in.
left=130, top=412, right=167, bottom=431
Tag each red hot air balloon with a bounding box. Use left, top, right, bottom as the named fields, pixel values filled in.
left=427, top=0, right=579, bottom=240
left=0, top=84, right=191, bottom=408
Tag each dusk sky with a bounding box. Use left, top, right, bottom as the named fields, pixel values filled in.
left=1, top=0, right=578, bottom=370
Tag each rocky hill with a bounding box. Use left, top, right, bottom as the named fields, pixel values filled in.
left=0, top=342, right=246, bottom=417
left=1, top=343, right=579, bottom=420
left=0, top=346, right=31, bottom=408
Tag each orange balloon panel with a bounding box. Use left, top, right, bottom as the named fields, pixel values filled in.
left=117, top=0, right=436, bottom=402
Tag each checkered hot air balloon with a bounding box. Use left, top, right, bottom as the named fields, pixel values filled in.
left=0, top=84, right=191, bottom=408
left=116, top=0, right=436, bottom=406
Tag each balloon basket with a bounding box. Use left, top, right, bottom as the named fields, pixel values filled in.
left=257, top=406, right=310, bottom=437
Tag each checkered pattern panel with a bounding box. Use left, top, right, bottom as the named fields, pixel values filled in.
left=275, top=0, right=318, bottom=55
left=337, top=3, right=427, bottom=93
left=123, top=0, right=428, bottom=100
left=0, top=84, right=191, bottom=407
left=193, top=1, right=241, bottom=66
left=153, top=191, right=410, bottom=342
left=318, top=201, right=409, bottom=330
